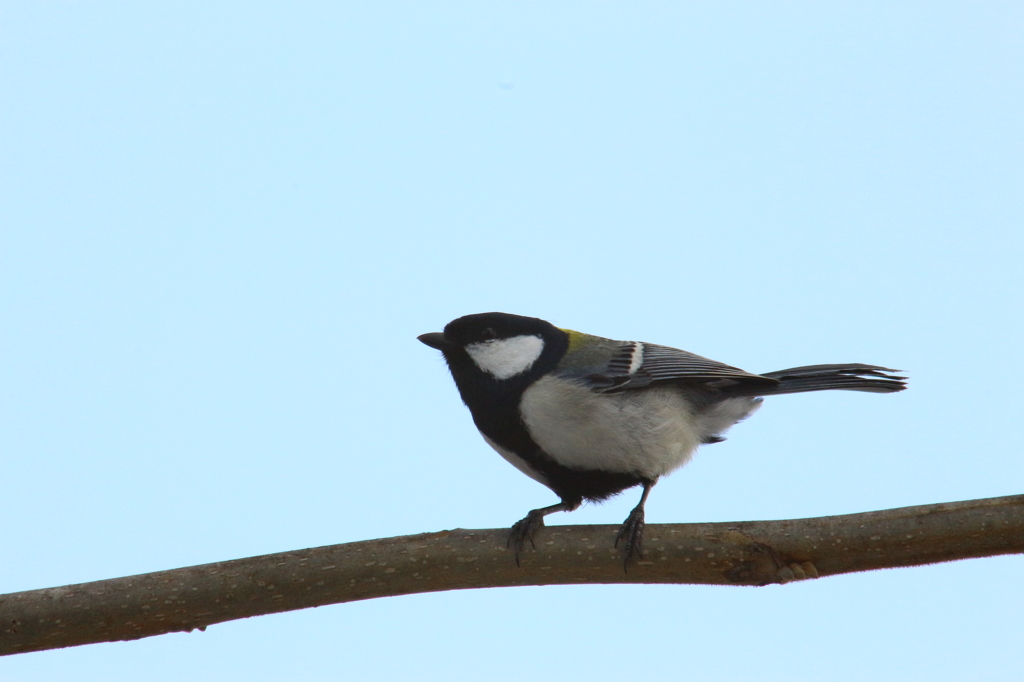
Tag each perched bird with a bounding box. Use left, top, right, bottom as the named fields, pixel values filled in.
left=418, top=312, right=906, bottom=564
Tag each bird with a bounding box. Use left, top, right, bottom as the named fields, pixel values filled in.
left=418, top=312, right=906, bottom=565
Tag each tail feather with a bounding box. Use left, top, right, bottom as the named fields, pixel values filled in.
left=758, top=364, right=907, bottom=395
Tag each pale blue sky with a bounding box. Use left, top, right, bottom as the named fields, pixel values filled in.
left=2, top=2, right=1023, bottom=680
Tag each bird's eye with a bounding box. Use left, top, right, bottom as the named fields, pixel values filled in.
left=481, top=327, right=497, bottom=341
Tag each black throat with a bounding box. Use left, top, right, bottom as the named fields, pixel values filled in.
left=443, top=327, right=569, bottom=451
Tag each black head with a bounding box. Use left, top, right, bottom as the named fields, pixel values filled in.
left=443, top=312, right=558, bottom=346
left=418, top=312, right=569, bottom=387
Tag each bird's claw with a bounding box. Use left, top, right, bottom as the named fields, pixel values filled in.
left=508, top=510, right=547, bottom=566
left=615, top=505, right=646, bottom=567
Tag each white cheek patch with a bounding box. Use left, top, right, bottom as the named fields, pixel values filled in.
left=466, top=335, right=545, bottom=379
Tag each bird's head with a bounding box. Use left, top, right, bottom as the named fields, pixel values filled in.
left=418, top=312, right=567, bottom=382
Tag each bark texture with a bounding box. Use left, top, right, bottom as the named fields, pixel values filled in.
left=2, top=494, right=1022, bottom=656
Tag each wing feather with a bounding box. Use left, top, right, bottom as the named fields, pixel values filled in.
left=586, top=342, right=778, bottom=393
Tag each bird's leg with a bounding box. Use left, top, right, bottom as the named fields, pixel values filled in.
left=508, top=500, right=579, bottom=566
left=616, top=480, right=655, bottom=566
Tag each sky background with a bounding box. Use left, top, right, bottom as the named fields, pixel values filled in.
left=2, top=2, right=1023, bottom=680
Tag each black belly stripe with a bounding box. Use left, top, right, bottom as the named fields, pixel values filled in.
left=471, top=396, right=645, bottom=504
left=442, top=331, right=647, bottom=501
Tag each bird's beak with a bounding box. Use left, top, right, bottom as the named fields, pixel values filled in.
left=417, top=332, right=453, bottom=351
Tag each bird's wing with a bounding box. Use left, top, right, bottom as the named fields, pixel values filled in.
left=583, top=342, right=778, bottom=393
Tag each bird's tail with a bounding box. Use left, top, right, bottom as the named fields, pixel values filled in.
left=756, top=364, right=907, bottom=395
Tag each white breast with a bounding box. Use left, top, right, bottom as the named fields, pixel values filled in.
left=466, top=335, right=545, bottom=379
left=519, top=376, right=704, bottom=480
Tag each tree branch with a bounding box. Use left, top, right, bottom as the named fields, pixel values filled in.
left=3, top=495, right=1022, bottom=656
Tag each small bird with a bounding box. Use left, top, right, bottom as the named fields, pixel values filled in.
left=418, top=312, right=906, bottom=564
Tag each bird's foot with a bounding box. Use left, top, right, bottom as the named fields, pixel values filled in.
left=777, top=561, right=820, bottom=583
left=615, top=505, right=646, bottom=566
left=507, top=509, right=547, bottom=566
